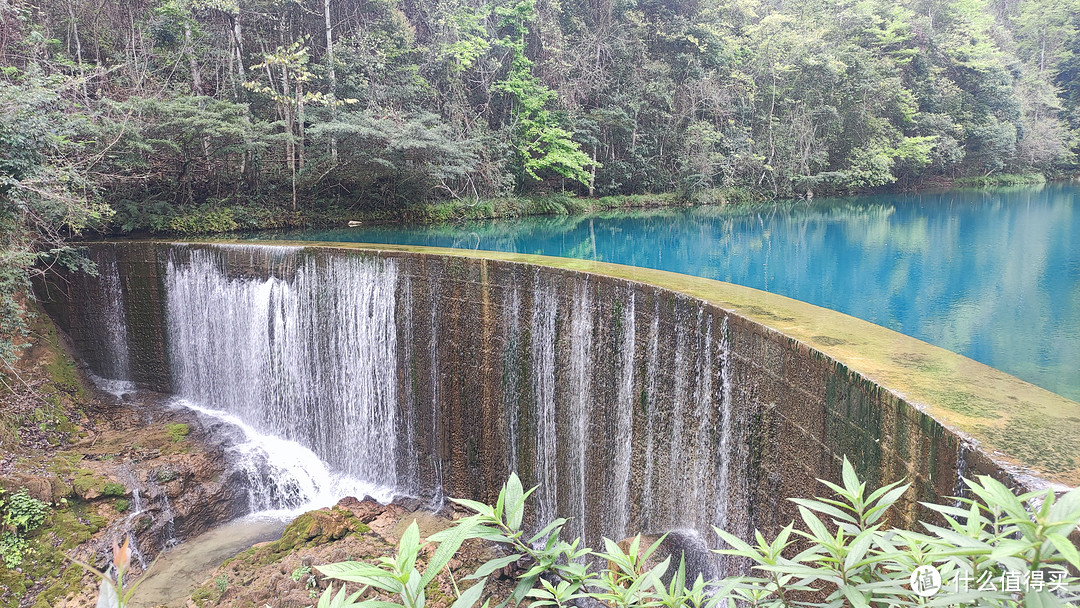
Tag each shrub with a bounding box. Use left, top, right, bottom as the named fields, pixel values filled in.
left=0, top=488, right=49, bottom=567
left=315, top=460, right=1080, bottom=608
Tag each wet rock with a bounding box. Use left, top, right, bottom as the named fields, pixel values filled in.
left=187, top=500, right=518, bottom=608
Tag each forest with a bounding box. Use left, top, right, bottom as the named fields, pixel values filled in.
left=1, top=0, right=1079, bottom=358
left=2, top=0, right=1079, bottom=214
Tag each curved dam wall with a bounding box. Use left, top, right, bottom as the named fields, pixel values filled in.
left=39, top=241, right=1026, bottom=563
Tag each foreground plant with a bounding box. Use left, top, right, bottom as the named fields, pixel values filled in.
left=77, top=536, right=149, bottom=608
left=315, top=460, right=1080, bottom=608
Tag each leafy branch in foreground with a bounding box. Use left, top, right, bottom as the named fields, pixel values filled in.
left=314, top=459, right=1080, bottom=608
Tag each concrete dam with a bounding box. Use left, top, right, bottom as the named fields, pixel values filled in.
left=39, top=241, right=1069, bottom=572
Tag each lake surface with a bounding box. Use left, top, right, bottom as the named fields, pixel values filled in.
left=248, top=184, right=1080, bottom=402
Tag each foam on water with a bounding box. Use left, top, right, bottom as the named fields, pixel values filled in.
left=174, top=398, right=394, bottom=516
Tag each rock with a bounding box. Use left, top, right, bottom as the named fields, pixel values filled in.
left=390, top=495, right=425, bottom=511
left=612, top=530, right=719, bottom=585
left=0, top=472, right=56, bottom=503
left=336, top=496, right=387, bottom=523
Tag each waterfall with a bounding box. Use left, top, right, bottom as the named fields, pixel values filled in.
left=63, top=243, right=768, bottom=567
left=641, top=300, right=661, bottom=530
left=716, top=316, right=734, bottom=534
left=692, top=307, right=714, bottom=523
left=180, top=399, right=393, bottom=513
left=48, top=241, right=984, bottom=584
left=398, top=277, right=420, bottom=495
left=97, top=254, right=132, bottom=382
left=668, top=303, right=691, bottom=524
left=427, top=277, right=444, bottom=506
left=531, top=275, right=559, bottom=525
left=165, top=246, right=400, bottom=500
left=567, top=280, right=594, bottom=541
left=611, top=288, right=635, bottom=540
left=502, top=280, right=523, bottom=475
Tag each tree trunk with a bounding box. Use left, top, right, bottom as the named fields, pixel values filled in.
left=67, top=0, right=88, bottom=101
left=230, top=12, right=245, bottom=95
left=588, top=145, right=597, bottom=196
left=184, top=19, right=202, bottom=95
left=297, top=79, right=305, bottom=173
left=324, top=0, right=338, bottom=165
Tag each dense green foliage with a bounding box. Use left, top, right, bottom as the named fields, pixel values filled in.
left=308, top=463, right=1080, bottom=608
left=0, top=0, right=1076, bottom=214
left=0, top=488, right=49, bottom=568
left=0, top=74, right=107, bottom=366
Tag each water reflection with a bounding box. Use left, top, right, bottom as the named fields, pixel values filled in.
left=248, top=184, right=1080, bottom=402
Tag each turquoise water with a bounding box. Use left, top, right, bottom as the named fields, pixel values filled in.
left=249, top=184, right=1080, bottom=402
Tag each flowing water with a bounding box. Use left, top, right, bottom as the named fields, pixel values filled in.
left=165, top=247, right=401, bottom=488
left=57, top=188, right=1061, bottom=596
left=251, top=184, right=1080, bottom=401
left=127, top=515, right=286, bottom=608
left=71, top=241, right=752, bottom=552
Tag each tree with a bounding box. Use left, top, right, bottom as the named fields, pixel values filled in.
left=0, top=73, right=109, bottom=366
left=493, top=0, right=597, bottom=187
left=245, top=39, right=340, bottom=209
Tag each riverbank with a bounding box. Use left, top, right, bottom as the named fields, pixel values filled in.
left=104, top=172, right=1064, bottom=237
left=106, top=191, right=710, bottom=236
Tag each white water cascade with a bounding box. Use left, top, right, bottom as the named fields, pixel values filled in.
left=530, top=274, right=559, bottom=526
left=611, top=288, right=636, bottom=540
left=165, top=246, right=400, bottom=506
left=64, top=243, right=755, bottom=572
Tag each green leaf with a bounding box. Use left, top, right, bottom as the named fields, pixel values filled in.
left=791, top=498, right=857, bottom=524
left=844, top=528, right=877, bottom=572
left=1049, top=486, right=1080, bottom=525
left=798, top=506, right=833, bottom=545
left=503, top=474, right=526, bottom=531
left=1025, top=591, right=1067, bottom=608
left=840, top=585, right=869, bottom=608
left=398, top=521, right=421, bottom=577
left=421, top=519, right=478, bottom=588
left=451, top=578, right=487, bottom=608
left=318, top=561, right=399, bottom=586
left=463, top=554, right=523, bottom=580
left=841, top=458, right=862, bottom=496
left=528, top=518, right=567, bottom=545
left=1047, top=533, right=1080, bottom=569
left=511, top=574, right=538, bottom=604
left=865, top=484, right=910, bottom=524
left=450, top=498, right=496, bottom=517
left=714, top=528, right=755, bottom=553
left=350, top=601, right=404, bottom=608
